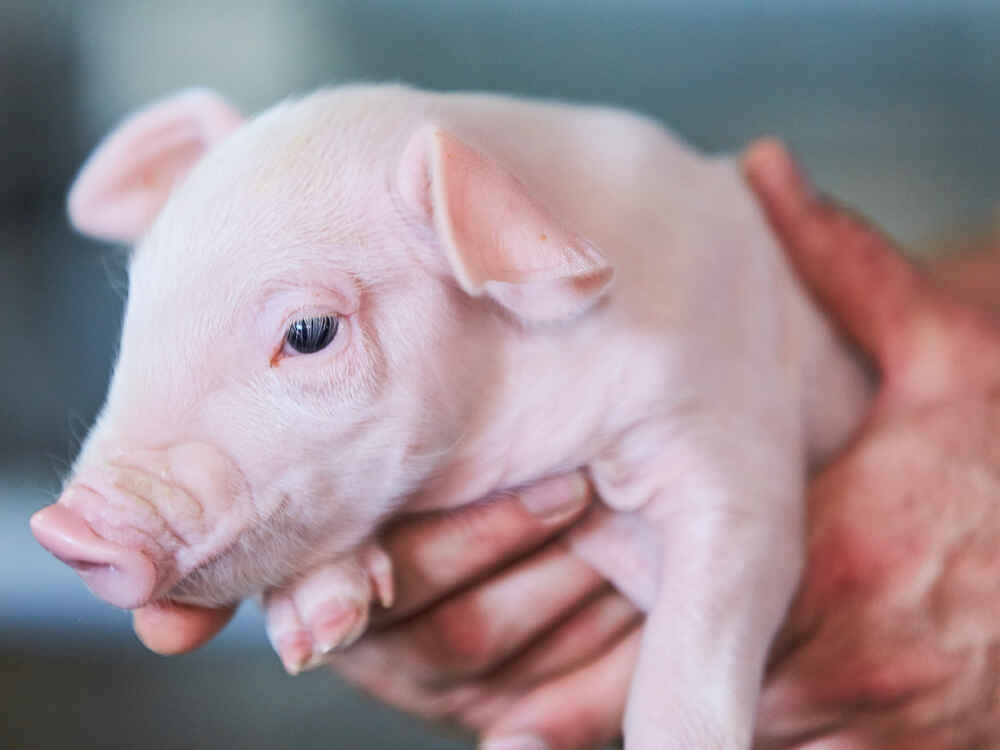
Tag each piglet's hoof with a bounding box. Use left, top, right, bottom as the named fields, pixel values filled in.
left=263, top=544, right=394, bottom=675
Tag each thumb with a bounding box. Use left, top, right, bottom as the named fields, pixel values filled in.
left=743, top=138, right=937, bottom=383
left=133, top=601, right=237, bottom=654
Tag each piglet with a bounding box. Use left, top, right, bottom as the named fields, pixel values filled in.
left=31, top=85, right=871, bottom=748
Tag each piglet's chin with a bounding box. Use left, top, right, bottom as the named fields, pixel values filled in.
left=30, top=501, right=159, bottom=610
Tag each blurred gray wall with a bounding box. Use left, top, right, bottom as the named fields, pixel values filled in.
left=1, top=2, right=999, bottom=749
left=3, top=0, right=1000, bottom=459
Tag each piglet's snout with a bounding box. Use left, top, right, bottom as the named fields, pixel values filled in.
left=31, top=442, right=250, bottom=610
left=31, top=495, right=158, bottom=609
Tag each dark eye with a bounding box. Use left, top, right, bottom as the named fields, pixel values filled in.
left=284, top=315, right=339, bottom=355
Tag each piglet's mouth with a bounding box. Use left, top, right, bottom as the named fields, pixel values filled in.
left=54, top=555, right=114, bottom=575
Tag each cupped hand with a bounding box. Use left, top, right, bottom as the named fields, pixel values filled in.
left=747, top=140, right=1000, bottom=749
left=132, top=473, right=642, bottom=750
left=329, top=474, right=642, bottom=750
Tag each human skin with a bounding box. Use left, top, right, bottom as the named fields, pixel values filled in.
left=750, top=142, right=1000, bottom=750
left=931, top=236, right=1000, bottom=322
left=132, top=142, right=1000, bottom=750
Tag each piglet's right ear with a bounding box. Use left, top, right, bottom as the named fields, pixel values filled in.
left=68, top=89, right=243, bottom=244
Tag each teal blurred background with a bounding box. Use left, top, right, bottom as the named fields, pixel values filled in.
left=1, top=1, right=998, bottom=748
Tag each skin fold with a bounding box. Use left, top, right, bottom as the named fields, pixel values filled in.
left=130, top=140, right=1000, bottom=750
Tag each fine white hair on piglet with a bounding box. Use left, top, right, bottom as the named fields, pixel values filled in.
left=36, top=83, right=874, bottom=747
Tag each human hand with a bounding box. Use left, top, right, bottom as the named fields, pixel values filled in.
left=132, top=599, right=237, bottom=655
left=328, top=475, right=642, bottom=750
left=746, top=140, right=1000, bottom=749
left=931, top=233, right=1000, bottom=322
left=132, top=474, right=642, bottom=750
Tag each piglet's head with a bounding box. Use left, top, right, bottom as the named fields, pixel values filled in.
left=31, top=86, right=612, bottom=610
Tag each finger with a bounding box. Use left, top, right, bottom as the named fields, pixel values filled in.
left=489, top=588, right=641, bottom=689
left=373, top=472, right=593, bottom=626
left=457, top=591, right=640, bottom=731
left=478, top=628, right=639, bottom=750
left=743, top=138, right=936, bottom=377
left=347, top=543, right=606, bottom=684
left=132, top=600, right=236, bottom=654
left=930, top=242, right=1000, bottom=322
left=760, top=617, right=958, bottom=747
left=331, top=587, right=639, bottom=725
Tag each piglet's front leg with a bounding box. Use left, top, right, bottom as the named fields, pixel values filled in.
left=263, top=543, right=394, bottom=675
left=590, top=424, right=805, bottom=749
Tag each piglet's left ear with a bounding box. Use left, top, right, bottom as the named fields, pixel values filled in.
left=398, top=127, right=613, bottom=323
left=68, top=89, right=244, bottom=244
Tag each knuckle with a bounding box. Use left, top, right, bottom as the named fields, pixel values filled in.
left=331, top=650, right=465, bottom=722
left=454, top=501, right=524, bottom=550
left=412, top=596, right=500, bottom=677
left=810, top=515, right=890, bottom=597
left=854, top=659, right=925, bottom=705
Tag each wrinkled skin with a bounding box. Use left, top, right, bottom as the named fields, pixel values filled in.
left=758, top=392, right=1000, bottom=750
left=751, top=142, right=1000, bottom=750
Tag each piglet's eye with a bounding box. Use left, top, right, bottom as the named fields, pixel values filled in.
left=284, top=315, right=339, bottom=355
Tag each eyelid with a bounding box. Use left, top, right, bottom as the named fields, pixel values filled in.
left=259, top=281, right=358, bottom=366
left=263, top=279, right=360, bottom=316
left=282, top=306, right=341, bottom=326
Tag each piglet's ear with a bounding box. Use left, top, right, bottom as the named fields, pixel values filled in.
left=398, top=127, right=613, bottom=323
left=68, top=88, right=244, bottom=244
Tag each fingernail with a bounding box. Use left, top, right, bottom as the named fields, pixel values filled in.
left=518, top=472, right=590, bottom=521
left=480, top=735, right=549, bottom=750
left=747, top=139, right=816, bottom=203
left=768, top=142, right=816, bottom=203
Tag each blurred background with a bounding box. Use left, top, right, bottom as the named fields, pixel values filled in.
left=2, top=0, right=999, bottom=748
